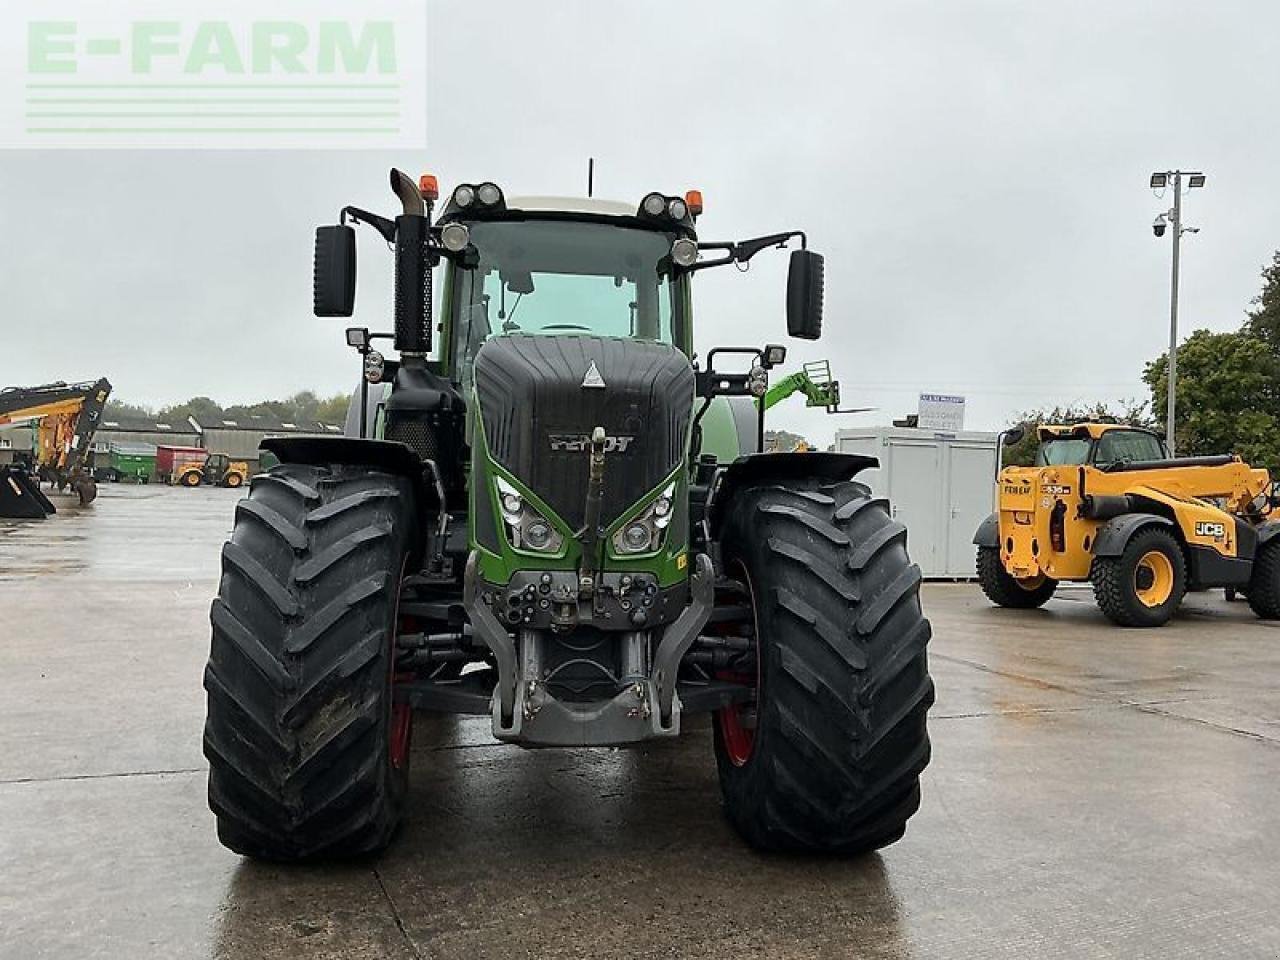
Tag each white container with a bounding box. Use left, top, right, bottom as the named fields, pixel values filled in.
left=835, top=426, right=998, bottom=579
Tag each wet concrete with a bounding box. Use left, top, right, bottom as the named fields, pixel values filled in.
left=2, top=484, right=1279, bottom=959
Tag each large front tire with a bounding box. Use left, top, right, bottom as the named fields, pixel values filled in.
left=1090, top=526, right=1186, bottom=628
left=203, top=463, right=417, bottom=860
left=976, top=546, right=1058, bottom=609
left=714, top=480, right=934, bottom=854
left=1246, top=539, right=1280, bottom=619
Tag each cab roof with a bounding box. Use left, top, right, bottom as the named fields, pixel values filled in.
left=505, top=195, right=636, bottom=217
left=1037, top=422, right=1152, bottom=441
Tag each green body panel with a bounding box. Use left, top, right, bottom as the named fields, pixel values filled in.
left=468, top=398, right=690, bottom=588
left=697, top=397, right=747, bottom=463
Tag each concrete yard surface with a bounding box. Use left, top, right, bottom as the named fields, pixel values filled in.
left=2, top=484, right=1279, bottom=959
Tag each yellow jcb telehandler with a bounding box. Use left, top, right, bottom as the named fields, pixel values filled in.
left=974, top=422, right=1280, bottom=627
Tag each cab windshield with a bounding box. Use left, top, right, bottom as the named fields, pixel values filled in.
left=1036, top=437, right=1091, bottom=466
left=449, top=219, right=684, bottom=382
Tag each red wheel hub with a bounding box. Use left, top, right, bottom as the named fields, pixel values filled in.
left=717, top=679, right=756, bottom=766
left=715, top=562, right=760, bottom=767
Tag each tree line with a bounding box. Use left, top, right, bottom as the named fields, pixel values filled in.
left=106, top=390, right=350, bottom=427
left=1006, top=250, right=1280, bottom=467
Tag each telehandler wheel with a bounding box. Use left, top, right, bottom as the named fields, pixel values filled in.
left=203, top=463, right=417, bottom=861
left=182, top=470, right=201, bottom=488
left=1090, top=526, right=1186, bottom=628
left=224, top=472, right=244, bottom=489
left=713, top=480, right=934, bottom=854
left=975, top=547, right=1058, bottom=609
left=1245, top=540, right=1280, bottom=619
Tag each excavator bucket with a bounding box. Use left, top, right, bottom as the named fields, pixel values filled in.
left=0, top=466, right=56, bottom=519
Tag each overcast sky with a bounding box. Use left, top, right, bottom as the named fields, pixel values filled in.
left=2, top=0, right=1278, bottom=446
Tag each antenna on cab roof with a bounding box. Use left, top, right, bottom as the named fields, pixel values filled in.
left=587, top=157, right=594, bottom=197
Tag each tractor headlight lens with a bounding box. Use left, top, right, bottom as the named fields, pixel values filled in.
left=622, top=523, right=652, bottom=552
left=612, top=481, right=677, bottom=554
left=667, top=198, right=688, bottom=220
left=477, top=182, right=502, bottom=206
left=525, top=520, right=554, bottom=550
left=671, top=238, right=698, bottom=268
left=494, top=477, right=562, bottom=554
left=453, top=184, right=475, bottom=208
left=440, top=222, right=470, bottom=252
left=641, top=192, right=667, bottom=217
left=748, top=364, right=768, bottom=398
left=364, top=350, right=385, bottom=383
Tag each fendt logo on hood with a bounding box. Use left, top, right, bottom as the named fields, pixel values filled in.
left=549, top=434, right=636, bottom=453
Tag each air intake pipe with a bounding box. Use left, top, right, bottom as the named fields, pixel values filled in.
left=390, top=168, right=433, bottom=357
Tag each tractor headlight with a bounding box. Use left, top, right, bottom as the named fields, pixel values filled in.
left=748, top=363, right=768, bottom=398
left=641, top=192, right=667, bottom=217
left=440, top=222, right=470, bottom=252
left=453, top=184, right=475, bottom=208
left=477, top=182, right=503, bottom=206
left=364, top=350, right=385, bottom=383
left=667, top=198, right=688, bottom=220
left=671, top=238, right=698, bottom=268
left=495, top=476, right=563, bottom=554
left=612, top=481, right=677, bottom=555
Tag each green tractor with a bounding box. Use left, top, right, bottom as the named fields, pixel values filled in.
left=203, top=170, right=934, bottom=860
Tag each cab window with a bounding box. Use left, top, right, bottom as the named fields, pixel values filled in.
left=1093, top=430, right=1164, bottom=468
left=1036, top=438, right=1090, bottom=466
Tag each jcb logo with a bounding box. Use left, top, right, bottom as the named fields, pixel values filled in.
left=549, top=434, right=635, bottom=453
left=1194, top=521, right=1226, bottom=540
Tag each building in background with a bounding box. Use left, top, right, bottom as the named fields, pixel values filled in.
left=190, top=414, right=343, bottom=473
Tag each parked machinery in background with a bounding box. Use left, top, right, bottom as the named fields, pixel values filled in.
left=0, top=378, right=111, bottom=518
left=976, top=422, right=1280, bottom=627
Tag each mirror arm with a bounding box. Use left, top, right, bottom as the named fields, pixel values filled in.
left=689, top=231, right=807, bottom=272
left=340, top=205, right=396, bottom=244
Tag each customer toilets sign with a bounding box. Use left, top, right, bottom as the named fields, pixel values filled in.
left=917, top=393, right=966, bottom=432
left=1, top=0, right=426, bottom=148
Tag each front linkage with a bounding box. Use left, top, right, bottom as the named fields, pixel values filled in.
left=202, top=169, right=934, bottom=861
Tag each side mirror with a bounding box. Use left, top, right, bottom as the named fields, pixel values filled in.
left=786, top=249, right=824, bottom=340
left=314, top=224, right=357, bottom=317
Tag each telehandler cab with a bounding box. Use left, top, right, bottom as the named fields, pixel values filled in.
left=203, top=170, right=934, bottom=860
left=975, top=422, right=1280, bottom=627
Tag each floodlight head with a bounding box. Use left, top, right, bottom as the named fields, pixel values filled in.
left=1150, top=172, right=1168, bottom=189
left=1187, top=173, right=1206, bottom=188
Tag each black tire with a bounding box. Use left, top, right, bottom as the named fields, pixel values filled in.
left=713, top=480, right=934, bottom=854
left=1246, top=540, right=1280, bottom=619
left=203, top=463, right=417, bottom=860
left=1090, top=526, right=1186, bottom=628
left=975, top=546, right=1058, bottom=608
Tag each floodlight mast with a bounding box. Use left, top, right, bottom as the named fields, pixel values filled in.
left=1150, top=169, right=1205, bottom=458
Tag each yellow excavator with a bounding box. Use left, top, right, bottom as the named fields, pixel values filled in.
left=0, top=378, right=112, bottom=518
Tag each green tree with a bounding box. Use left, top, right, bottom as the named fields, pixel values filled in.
left=103, top=399, right=155, bottom=419
left=159, top=395, right=224, bottom=423
left=1001, top=401, right=1153, bottom=466
left=1244, top=250, right=1280, bottom=353
left=1143, top=328, right=1280, bottom=468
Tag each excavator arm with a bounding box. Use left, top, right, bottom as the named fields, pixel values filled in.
left=0, top=378, right=112, bottom=515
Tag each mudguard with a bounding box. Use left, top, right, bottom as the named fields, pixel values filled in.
left=1256, top=520, right=1280, bottom=549
left=1091, top=512, right=1174, bottom=557
left=973, top=513, right=999, bottom=548
left=706, top=451, right=877, bottom=536
left=259, top=436, right=439, bottom=519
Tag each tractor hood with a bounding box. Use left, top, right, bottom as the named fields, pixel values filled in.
left=473, top=334, right=694, bottom=531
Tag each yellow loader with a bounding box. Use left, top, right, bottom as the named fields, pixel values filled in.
left=974, top=422, right=1280, bottom=627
